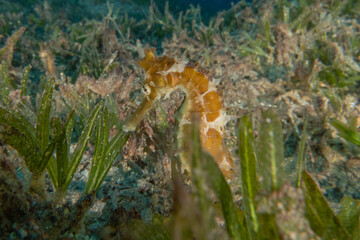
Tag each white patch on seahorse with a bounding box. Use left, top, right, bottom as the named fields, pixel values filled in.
left=201, top=83, right=218, bottom=97
left=219, top=156, right=233, bottom=171
left=158, top=60, right=188, bottom=75
left=201, top=109, right=227, bottom=138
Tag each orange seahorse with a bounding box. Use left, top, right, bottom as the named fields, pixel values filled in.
left=123, top=49, right=234, bottom=179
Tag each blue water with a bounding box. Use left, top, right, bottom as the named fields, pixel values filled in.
left=170, top=0, right=244, bottom=16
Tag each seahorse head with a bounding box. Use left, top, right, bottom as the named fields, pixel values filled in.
left=138, top=49, right=176, bottom=98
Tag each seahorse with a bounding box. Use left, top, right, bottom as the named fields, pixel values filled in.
left=123, top=49, right=234, bottom=179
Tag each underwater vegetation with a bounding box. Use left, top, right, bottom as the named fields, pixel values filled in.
left=0, top=0, right=360, bottom=239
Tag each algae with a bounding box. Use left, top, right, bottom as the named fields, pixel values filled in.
left=0, top=0, right=360, bottom=239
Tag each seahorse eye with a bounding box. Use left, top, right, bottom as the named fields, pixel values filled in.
left=143, top=84, right=151, bottom=95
